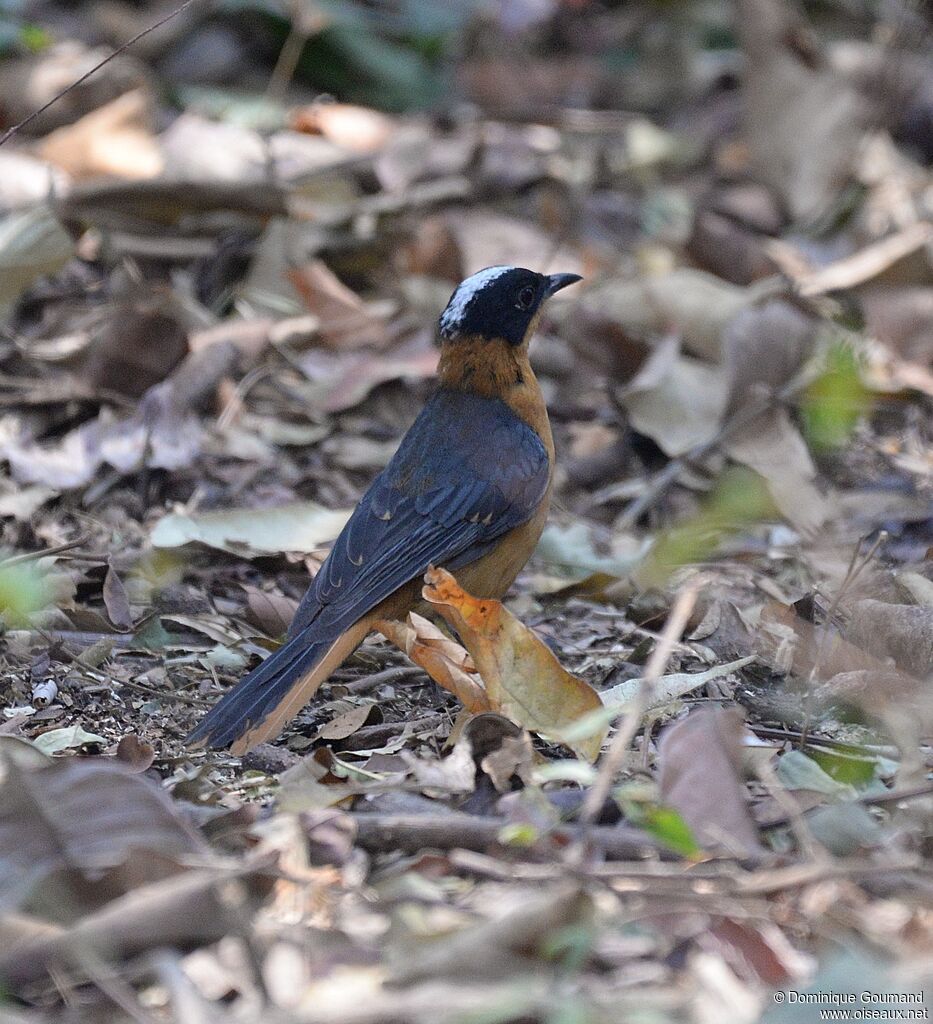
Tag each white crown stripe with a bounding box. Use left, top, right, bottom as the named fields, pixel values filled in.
left=439, top=266, right=512, bottom=337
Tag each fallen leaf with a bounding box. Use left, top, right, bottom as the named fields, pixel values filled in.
left=422, top=567, right=606, bottom=762
left=376, top=612, right=489, bottom=714
left=601, top=656, right=756, bottom=708
left=151, top=502, right=351, bottom=558
left=315, top=704, right=379, bottom=742
left=775, top=750, right=856, bottom=798
left=103, top=563, right=134, bottom=630
left=318, top=346, right=439, bottom=413
left=38, top=89, right=163, bottom=181
left=844, top=598, right=933, bottom=678
left=289, top=102, right=393, bottom=153
left=619, top=334, right=728, bottom=456
left=243, top=586, right=299, bottom=637
left=565, top=270, right=757, bottom=364
left=287, top=259, right=389, bottom=349
left=657, top=707, right=762, bottom=856
left=0, top=753, right=207, bottom=909
left=114, top=734, right=155, bottom=773
left=32, top=725, right=106, bottom=755
left=0, top=205, right=74, bottom=315
left=723, top=407, right=830, bottom=534
left=738, top=0, right=870, bottom=221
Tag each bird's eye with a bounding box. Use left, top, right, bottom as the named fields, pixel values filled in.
left=516, top=285, right=536, bottom=310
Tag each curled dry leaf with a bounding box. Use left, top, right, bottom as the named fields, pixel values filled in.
left=38, top=89, right=164, bottom=181
left=287, top=259, right=390, bottom=350
left=115, top=733, right=156, bottom=773
left=421, top=567, right=606, bottom=762
left=657, top=706, right=763, bottom=856
left=376, top=612, right=488, bottom=713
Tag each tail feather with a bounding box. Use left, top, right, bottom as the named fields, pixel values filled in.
left=186, top=620, right=369, bottom=753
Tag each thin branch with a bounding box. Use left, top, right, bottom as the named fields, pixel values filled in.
left=0, top=0, right=201, bottom=147
left=578, top=581, right=700, bottom=828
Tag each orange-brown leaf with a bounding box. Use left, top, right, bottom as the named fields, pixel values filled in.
left=422, top=567, right=606, bottom=761
left=375, top=613, right=489, bottom=713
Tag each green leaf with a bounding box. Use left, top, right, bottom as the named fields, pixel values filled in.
left=33, top=726, right=107, bottom=755
left=639, top=805, right=702, bottom=857
left=776, top=750, right=856, bottom=798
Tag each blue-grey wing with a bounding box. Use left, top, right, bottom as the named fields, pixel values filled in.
left=289, top=389, right=549, bottom=638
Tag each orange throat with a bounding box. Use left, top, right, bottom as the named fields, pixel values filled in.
left=436, top=334, right=554, bottom=453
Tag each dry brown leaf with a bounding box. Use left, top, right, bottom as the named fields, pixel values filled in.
left=321, top=347, right=439, bottom=413
left=316, top=704, right=379, bottom=741
left=0, top=753, right=207, bottom=909
left=758, top=601, right=882, bottom=679
left=421, top=567, right=606, bottom=762
left=287, top=259, right=389, bottom=349
left=844, top=599, right=933, bottom=678
left=723, top=407, right=830, bottom=535
left=376, top=613, right=489, bottom=713
left=114, top=734, right=156, bottom=774
left=289, top=102, right=393, bottom=153
left=244, top=587, right=299, bottom=638
left=619, top=334, right=728, bottom=456
left=657, top=707, right=763, bottom=856
left=37, top=89, right=163, bottom=181
left=738, top=0, right=870, bottom=221
left=102, top=563, right=133, bottom=631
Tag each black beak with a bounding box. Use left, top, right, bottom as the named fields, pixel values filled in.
left=544, top=272, right=583, bottom=298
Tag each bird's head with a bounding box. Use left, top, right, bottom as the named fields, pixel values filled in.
left=438, top=266, right=581, bottom=348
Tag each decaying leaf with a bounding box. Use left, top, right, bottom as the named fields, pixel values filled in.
left=657, top=707, right=763, bottom=856
left=421, top=567, right=607, bottom=761
left=151, top=502, right=351, bottom=558
left=0, top=753, right=207, bottom=909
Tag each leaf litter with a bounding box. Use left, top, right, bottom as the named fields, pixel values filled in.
left=0, top=0, right=931, bottom=1021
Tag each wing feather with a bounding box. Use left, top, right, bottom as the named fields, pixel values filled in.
left=289, top=389, right=549, bottom=638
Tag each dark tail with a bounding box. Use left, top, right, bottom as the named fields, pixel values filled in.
left=186, top=620, right=368, bottom=753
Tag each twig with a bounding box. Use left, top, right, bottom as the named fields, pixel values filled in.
left=335, top=665, right=426, bottom=695
left=755, top=757, right=826, bottom=861
left=795, top=222, right=933, bottom=296
left=340, top=713, right=445, bottom=751
left=117, top=679, right=212, bottom=708
left=758, top=779, right=933, bottom=829
left=579, top=581, right=700, bottom=827
left=350, top=811, right=670, bottom=861
left=0, top=0, right=202, bottom=147
left=0, top=537, right=89, bottom=567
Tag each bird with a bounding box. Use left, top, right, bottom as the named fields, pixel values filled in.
left=187, top=265, right=582, bottom=753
